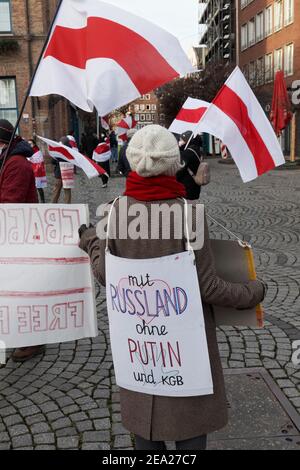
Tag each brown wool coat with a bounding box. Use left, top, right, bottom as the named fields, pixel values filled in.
left=80, top=197, right=264, bottom=442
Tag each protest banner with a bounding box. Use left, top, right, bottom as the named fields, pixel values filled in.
left=60, top=162, right=75, bottom=189
left=106, top=250, right=213, bottom=398
left=0, top=204, right=97, bottom=348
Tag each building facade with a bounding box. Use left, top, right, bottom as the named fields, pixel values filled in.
left=199, top=0, right=236, bottom=65
left=129, top=92, right=165, bottom=130
left=0, top=0, right=71, bottom=140
left=238, top=0, right=300, bottom=155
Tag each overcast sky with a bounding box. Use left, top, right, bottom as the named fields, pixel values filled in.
left=105, top=0, right=200, bottom=52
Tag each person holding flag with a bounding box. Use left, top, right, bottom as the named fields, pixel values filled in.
left=92, top=136, right=111, bottom=188
left=51, top=136, right=74, bottom=204
left=28, top=139, right=47, bottom=203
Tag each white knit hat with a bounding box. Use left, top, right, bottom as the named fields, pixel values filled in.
left=127, top=125, right=182, bottom=177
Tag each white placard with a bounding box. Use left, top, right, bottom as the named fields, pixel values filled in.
left=106, top=250, right=213, bottom=397
left=0, top=204, right=97, bottom=348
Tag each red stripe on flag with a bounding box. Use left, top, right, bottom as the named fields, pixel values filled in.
left=49, top=145, right=75, bottom=160
left=176, top=107, right=207, bottom=124
left=82, top=155, right=107, bottom=176
left=214, top=86, right=275, bottom=175
left=45, top=17, right=179, bottom=94
left=95, top=144, right=110, bottom=155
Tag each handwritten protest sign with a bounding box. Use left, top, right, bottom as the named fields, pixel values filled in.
left=0, top=205, right=97, bottom=348
left=106, top=250, right=213, bottom=397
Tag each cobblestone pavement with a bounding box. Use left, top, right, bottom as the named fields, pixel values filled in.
left=0, top=160, right=299, bottom=450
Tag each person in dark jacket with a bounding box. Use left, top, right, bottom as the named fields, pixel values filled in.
left=0, top=119, right=38, bottom=204
left=0, top=119, right=45, bottom=362
left=117, top=129, right=137, bottom=177
left=109, top=129, right=119, bottom=163
left=177, top=131, right=203, bottom=200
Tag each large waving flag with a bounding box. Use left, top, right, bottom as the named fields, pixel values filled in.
left=169, top=97, right=209, bottom=135
left=38, top=136, right=108, bottom=179
left=195, top=67, right=285, bottom=182
left=30, top=0, right=193, bottom=116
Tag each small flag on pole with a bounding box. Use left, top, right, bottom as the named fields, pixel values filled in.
left=38, top=136, right=108, bottom=179
left=169, top=97, right=209, bottom=135
left=195, top=67, right=285, bottom=182
left=116, top=115, right=137, bottom=142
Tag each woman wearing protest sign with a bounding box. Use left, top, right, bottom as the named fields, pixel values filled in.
left=79, top=125, right=265, bottom=450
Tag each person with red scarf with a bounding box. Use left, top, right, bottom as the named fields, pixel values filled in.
left=79, top=125, right=265, bottom=450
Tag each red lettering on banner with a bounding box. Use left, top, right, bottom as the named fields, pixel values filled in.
left=128, top=339, right=182, bottom=368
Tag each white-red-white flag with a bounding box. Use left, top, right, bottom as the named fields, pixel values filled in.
left=169, top=98, right=209, bottom=135
left=93, top=140, right=111, bottom=163
left=195, top=67, right=285, bottom=182
left=38, top=136, right=108, bottom=179
left=67, top=135, right=78, bottom=149
left=29, top=0, right=193, bottom=116
left=116, top=115, right=137, bottom=142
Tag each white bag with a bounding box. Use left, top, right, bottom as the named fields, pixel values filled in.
left=105, top=198, right=213, bottom=398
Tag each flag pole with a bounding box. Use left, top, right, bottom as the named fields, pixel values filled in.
left=0, top=0, right=64, bottom=175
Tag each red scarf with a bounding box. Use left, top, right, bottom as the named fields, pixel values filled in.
left=124, top=172, right=186, bottom=201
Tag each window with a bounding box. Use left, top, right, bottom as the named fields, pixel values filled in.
left=265, top=6, right=273, bottom=36
left=0, top=0, right=12, bottom=32
left=146, top=104, right=151, bottom=111
left=256, top=12, right=264, bottom=42
left=248, top=18, right=255, bottom=46
left=146, top=114, right=151, bottom=121
left=274, top=48, right=283, bottom=73
left=151, top=115, right=155, bottom=121
left=274, top=1, right=283, bottom=31
left=140, top=114, right=145, bottom=121
left=256, top=57, right=264, bottom=85
left=134, top=104, right=139, bottom=112
left=284, top=43, right=294, bottom=76
left=265, top=53, right=273, bottom=82
left=241, top=0, right=247, bottom=8
left=139, top=104, right=145, bottom=111
left=135, top=114, right=140, bottom=121
left=249, top=61, right=256, bottom=86
left=145, top=94, right=151, bottom=100
left=284, top=0, right=294, bottom=25
left=151, top=104, right=157, bottom=111
left=0, top=78, right=17, bottom=125
left=241, top=24, right=248, bottom=50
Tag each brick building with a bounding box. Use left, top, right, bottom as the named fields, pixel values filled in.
left=238, top=0, right=300, bottom=155
left=0, top=0, right=72, bottom=141
left=129, top=91, right=165, bottom=130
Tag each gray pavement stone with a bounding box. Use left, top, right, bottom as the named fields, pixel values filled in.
left=57, top=436, right=79, bottom=449
left=33, top=433, right=55, bottom=445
